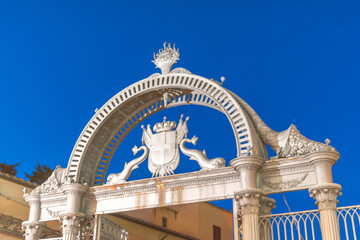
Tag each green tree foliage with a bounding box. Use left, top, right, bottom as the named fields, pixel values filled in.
left=25, top=164, right=53, bottom=185
left=0, top=162, right=20, bottom=176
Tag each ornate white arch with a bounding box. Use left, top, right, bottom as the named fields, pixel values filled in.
left=66, top=73, right=267, bottom=185
left=23, top=44, right=341, bottom=240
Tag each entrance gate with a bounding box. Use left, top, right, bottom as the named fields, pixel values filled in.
left=22, top=43, right=342, bottom=240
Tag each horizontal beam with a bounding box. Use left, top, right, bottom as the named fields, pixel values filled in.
left=40, top=157, right=319, bottom=220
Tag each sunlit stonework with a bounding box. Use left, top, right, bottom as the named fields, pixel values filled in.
left=21, top=44, right=344, bottom=240
left=152, top=42, right=179, bottom=74
left=143, top=115, right=188, bottom=177
left=105, top=115, right=227, bottom=183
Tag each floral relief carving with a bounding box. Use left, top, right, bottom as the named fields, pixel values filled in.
left=30, top=165, right=67, bottom=195
left=46, top=208, right=62, bottom=218
left=263, top=173, right=308, bottom=190
left=277, top=125, right=334, bottom=158
left=170, top=67, right=192, bottom=74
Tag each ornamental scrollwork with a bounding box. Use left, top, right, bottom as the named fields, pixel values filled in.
left=30, top=165, right=67, bottom=195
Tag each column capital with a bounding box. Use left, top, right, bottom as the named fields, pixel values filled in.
left=230, top=156, right=264, bottom=172
left=24, top=193, right=41, bottom=205
left=260, top=197, right=276, bottom=216
left=234, top=188, right=264, bottom=215
left=59, top=212, right=85, bottom=236
left=24, top=193, right=42, bottom=222
left=22, top=221, right=46, bottom=240
left=309, top=183, right=342, bottom=210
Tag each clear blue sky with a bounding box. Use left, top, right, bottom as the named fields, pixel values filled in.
left=0, top=1, right=359, bottom=213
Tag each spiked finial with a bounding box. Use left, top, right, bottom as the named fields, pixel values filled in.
left=152, top=42, right=180, bottom=74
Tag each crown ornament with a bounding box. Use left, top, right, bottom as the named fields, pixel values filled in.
left=152, top=42, right=180, bottom=74
left=153, top=117, right=177, bottom=133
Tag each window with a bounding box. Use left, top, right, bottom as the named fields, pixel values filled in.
left=162, top=217, right=167, bottom=228
left=213, top=225, right=221, bottom=240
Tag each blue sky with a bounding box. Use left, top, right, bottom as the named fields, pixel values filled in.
left=0, top=1, right=359, bottom=213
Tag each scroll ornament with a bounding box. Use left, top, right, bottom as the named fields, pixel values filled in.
left=30, top=165, right=67, bottom=195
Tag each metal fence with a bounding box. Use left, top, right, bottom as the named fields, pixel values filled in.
left=40, top=215, right=128, bottom=240
left=254, top=205, right=360, bottom=240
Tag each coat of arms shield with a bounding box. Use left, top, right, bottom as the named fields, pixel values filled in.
left=142, top=116, right=188, bottom=177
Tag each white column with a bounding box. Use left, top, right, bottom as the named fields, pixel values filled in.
left=22, top=194, right=46, bottom=240
left=230, top=156, right=264, bottom=240
left=92, top=215, right=102, bottom=240
left=60, top=183, right=88, bottom=240
left=309, top=183, right=342, bottom=240
left=259, top=197, right=275, bottom=240
left=234, top=188, right=264, bottom=240
left=308, top=151, right=341, bottom=240
left=309, top=151, right=339, bottom=184
left=233, top=198, right=240, bottom=240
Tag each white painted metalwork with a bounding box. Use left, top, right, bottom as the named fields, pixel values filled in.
left=39, top=215, right=128, bottom=240
left=67, top=73, right=259, bottom=185
left=40, top=238, right=63, bottom=240
left=99, top=216, right=128, bottom=240
left=338, top=205, right=360, bottom=240
left=254, top=205, right=360, bottom=240
left=23, top=44, right=343, bottom=240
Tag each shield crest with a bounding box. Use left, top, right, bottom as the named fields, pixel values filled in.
left=141, top=115, right=188, bottom=177
left=148, top=131, right=179, bottom=176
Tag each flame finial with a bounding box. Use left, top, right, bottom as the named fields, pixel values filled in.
left=152, top=42, right=180, bottom=74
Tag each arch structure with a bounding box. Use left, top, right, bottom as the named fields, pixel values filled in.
left=23, top=44, right=342, bottom=240
left=67, top=71, right=268, bottom=186
left=65, top=70, right=335, bottom=186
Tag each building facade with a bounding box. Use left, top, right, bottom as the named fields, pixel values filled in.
left=0, top=172, right=233, bottom=240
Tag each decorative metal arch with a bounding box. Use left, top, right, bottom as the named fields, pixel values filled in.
left=66, top=73, right=266, bottom=186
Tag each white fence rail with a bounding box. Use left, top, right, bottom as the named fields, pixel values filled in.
left=254, top=205, right=360, bottom=240
left=40, top=215, right=128, bottom=240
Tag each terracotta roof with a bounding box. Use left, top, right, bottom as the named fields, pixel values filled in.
left=0, top=213, right=61, bottom=238
left=0, top=172, right=37, bottom=189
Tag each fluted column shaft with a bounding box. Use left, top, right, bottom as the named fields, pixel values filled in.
left=22, top=194, right=46, bottom=240
left=230, top=156, right=264, bottom=240
left=259, top=197, right=275, bottom=240
left=235, top=189, right=264, bottom=240
left=308, top=151, right=341, bottom=240
left=60, top=183, right=88, bottom=240
left=310, top=183, right=342, bottom=240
